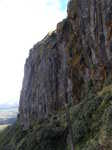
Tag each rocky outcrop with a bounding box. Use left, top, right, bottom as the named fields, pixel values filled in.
left=1, top=1, right=112, bottom=149
left=19, top=0, right=112, bottom=129
left=19, top=31, right=72, bottom=129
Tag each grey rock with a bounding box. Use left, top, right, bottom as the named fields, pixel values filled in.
left=19, top=0, right=112, bottom=129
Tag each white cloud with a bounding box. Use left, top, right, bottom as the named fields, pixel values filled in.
left=0, top=0, right=68, bottom=105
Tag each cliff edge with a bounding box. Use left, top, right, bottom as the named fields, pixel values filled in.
left=19, top=0, right=112, bottom=129
left=0, top=0, right=112, bottom=150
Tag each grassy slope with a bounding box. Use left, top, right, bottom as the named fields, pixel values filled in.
left=0, top=85, right=112, bottom=150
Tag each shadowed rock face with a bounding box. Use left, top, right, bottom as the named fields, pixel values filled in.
left=19, top=0, right=112, bottom=129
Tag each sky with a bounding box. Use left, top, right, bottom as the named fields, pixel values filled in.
left=0, top=0, right=68, bottom=106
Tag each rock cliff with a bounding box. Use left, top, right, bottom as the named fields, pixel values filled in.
left=19, top=31, right=70, bottom=129
left=0, top=0, right=112, bottom=150
left=19, top=0, right=112, bottom=129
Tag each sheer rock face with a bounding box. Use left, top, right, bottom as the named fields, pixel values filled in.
left=67, top=0, right=112, bottom=63
left=19, top=0, right=112, bottom=129
left=19, top=32, right=71, bottom=129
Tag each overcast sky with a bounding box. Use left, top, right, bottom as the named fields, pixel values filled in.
left=0, top=0, right=68, bottom=105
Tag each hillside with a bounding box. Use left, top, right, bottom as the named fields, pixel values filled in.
left=0, top=0, right=112, bottom=149
left=0, top=89, right=112, bottom=149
